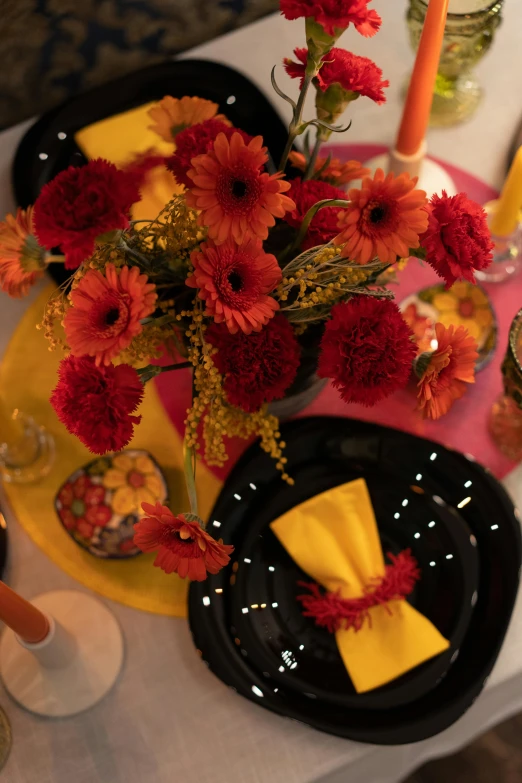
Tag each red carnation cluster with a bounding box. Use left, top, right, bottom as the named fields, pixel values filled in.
left=207, top=315, right=301, bottom=412
left=167, top=120, right=253, bottom=188
left=50, top=355, right=144, bottom=454
left=280, top=0, right=381, bottom=38
left=318, top=297, right=416, bottom=406
left=284, top=47, right=388, bottom=104
left=420, top=191, right=494, bottom=288
left=33, top=159, right=141, bottom=270
left=284, top=178, right=347, bottom=250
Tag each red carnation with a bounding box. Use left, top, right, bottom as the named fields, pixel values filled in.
left=284, top=47, right=388, bottom=103
left=284, top=178, right=347, bottom=250
left=33, top=159, right=141, bottom=270
left=280, top=0, right=381, bottom=38
left=167, top=120, right=253, bottom=188
left=134, top=502, right=234, bottom=580
left=206, top=315, right=301, bottom=413
left=50, top=355, right=144, bottom=454
left=420, top=191, right=494, bottom=288
left=318, top=297, right=416, bottom=406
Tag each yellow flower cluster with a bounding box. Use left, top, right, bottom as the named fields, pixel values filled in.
left=182, top=303, right=291, bottom=482
left=37, top=289, right=68, bottom=351
left=276, top=243, right=377, bottom=324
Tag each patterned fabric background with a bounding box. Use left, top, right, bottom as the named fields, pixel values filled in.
left=0, top=0, right=278, bottom=129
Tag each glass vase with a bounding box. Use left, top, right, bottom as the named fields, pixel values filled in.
left=490, top=308, right=522, bottom=460
left=406, top=0, right=504, bottom=127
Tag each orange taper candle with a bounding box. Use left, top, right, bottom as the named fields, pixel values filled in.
left=0, top=581, right=50, bottom=643
left=395, top=0, right=450, bottom=156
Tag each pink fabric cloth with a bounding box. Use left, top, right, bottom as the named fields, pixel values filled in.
left=155, top=143, right=520, bottom=480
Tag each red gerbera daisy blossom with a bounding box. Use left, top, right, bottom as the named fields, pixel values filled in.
left=207, top=315, right=301, bottom=412
left=318, top=297, right=416, bottom=406
left=417, top=323, right=478, bottom=420
left=186, top=237, right=282, bottom=334
left=33, top=159, right=141, bottom=269
left=284, top=47, right=388, bottom=104
left=185, top=132, right=295, bottom=244
left=280, top=0, right=381, bottom=38
left=134, top=502, right=234, bottom=580
left=334, top=169, right=429, bottom=264
left=0, top=207, right=46, bottom=298
left=284, top=178, right=347, bottom=250
left=64, top=263, right=157, bottom=365
left=51, top=355, right=144, bottom=454
left=167, top=120, right=252, bottom=188
left=419, top=191, right=494, bottom=289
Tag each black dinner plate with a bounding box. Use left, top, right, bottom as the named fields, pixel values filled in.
left=189, top=417, right=521, bottom=744
left=228, top=461, right=479, bottom=710
left=12, top=59, right=291, bottom=288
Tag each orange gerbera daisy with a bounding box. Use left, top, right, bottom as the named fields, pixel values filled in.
left=334, top=168, right=428, bottom=265
left=417, top=322, right=478, bottom=420
left=64, top=263, right=157, bottom=365
left=147, top=96, right=230, bottom=142
left=0, top=207, right=46, bottom=297
left=185, top=132, right=295, bottom=244
left=289, top=151, right=370, bottom=186
left=186, top=237, right=282, bottom=334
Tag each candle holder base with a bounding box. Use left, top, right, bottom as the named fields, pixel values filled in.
left=363, top=152, right=457, bottom=197
left=0, top=590, right=124, bottom=717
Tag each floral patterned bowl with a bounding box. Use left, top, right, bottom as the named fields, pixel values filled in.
left=55, top=450, right=168, bottom=559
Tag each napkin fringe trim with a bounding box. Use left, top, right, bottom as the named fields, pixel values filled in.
left=297, top=549, right=420, bottom=633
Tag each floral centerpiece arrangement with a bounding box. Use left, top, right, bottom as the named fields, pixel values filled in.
left=0, top=0, right=493, bottom=582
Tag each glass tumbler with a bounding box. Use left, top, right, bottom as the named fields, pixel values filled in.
left=406, top=0, right=504, bottom=127
left=490, top=308, right=522, bottom=461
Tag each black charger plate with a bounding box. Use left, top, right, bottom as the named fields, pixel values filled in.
left=12, top=59, right=291, bottom=287
left=189, top=417, right=521, bottom=744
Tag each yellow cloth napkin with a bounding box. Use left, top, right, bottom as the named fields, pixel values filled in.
left=75, top=102, right=183, bottom=222
left=271, top=478, right=450, bottom=693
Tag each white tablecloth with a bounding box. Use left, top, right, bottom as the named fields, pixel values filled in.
left=1, top=2, right=522, bottom=781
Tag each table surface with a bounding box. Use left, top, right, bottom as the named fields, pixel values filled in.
left=2, top=2, right=522, bottom=782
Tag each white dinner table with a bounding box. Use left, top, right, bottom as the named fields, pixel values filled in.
left=1, top=2, right=522, bottom=781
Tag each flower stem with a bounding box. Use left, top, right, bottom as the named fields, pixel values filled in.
left=287, top=198, right=351, bottom=256
left=303, top=133, right=323, bottom=180
left=278, top=56, right=319, bottom=172
left=45, top=254, right=66, bottom=264
left=183, top=443, right=199, bottom=517
left=161, top=362, right=191, bottom=372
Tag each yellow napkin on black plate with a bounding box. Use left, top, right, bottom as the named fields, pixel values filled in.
left=75, top=102, right=182, bottom=222
left=271, top=478, right=450, bottom=693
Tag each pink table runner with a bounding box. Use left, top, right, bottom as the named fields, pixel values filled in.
left=155, top=144, right=521, bottom=481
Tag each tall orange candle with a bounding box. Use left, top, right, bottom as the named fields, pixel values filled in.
left=396, top=0, right=450, bottom=156
left=0, top=581, right=49, bottom=643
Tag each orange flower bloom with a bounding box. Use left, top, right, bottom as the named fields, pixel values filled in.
left=289, top=151, right=370, bottom=186
left=134, top=502, right=234, bottom=580
left=147, top=96, right=229, bottom=142
left=64, top=263, right=157, bottom=365
left=185, top=132, right=295, bottom=244
left=417, top=323, right=478, bottom=420
left=0, top=207, right=46, bottom=298
left=186, top=237, right=281, bottom=334
left=334, top=168, right=428, bottom=265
